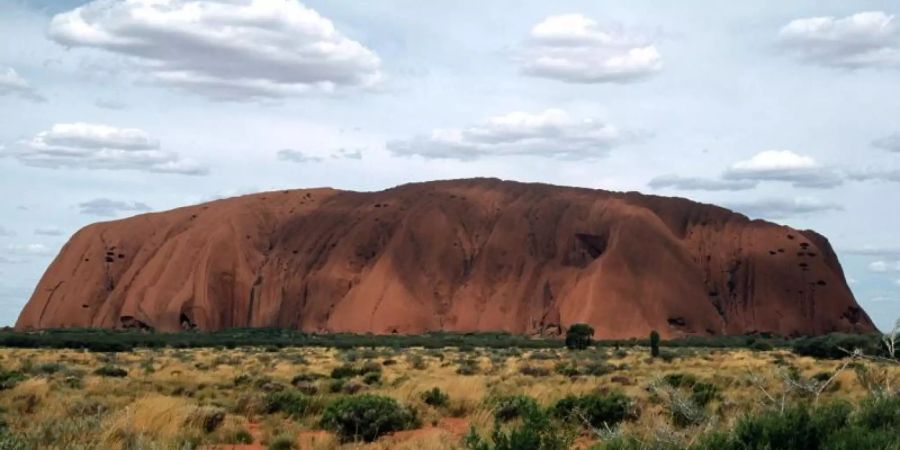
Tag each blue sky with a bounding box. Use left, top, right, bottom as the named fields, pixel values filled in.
left=1, top=0, right=899, bottom=330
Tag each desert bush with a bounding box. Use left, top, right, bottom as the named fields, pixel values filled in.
left=465, top=405, right=573, bottom=450
left=262, top=390, right=311, bottom=418
left=456, top=358, right=480, bottom=375
left=552, top=392, right=633, bottom=429
left=565, top=323, right=594, bottom=350
left=650, top=331, right=660, bottom=358
left=0, top=367, right=26, bottom=390
left=93, top=365, right=127, bottom=377
left=554, top=361, right=580, bottom=377
left=185, top=406, right=225, bottom=433
left=519, top=365, right=551, bottom=377
left=583, top=361, right=615, bottom=376
left=362, top=371, right=381, bottom=385
left=791, top=333, right=884, bottom=359
left=228, top=427, right=254, bottom=444
left=493, top=395, right=540, bottom=422
left=268, top=433, right=297, bottom=450
left=408, top=354, right=427, bottom=370
left=330, top=364, right=357, bottom=379
left=319, top=394, right=418, bottom=442
left=421, top=387, right=449, bottom=407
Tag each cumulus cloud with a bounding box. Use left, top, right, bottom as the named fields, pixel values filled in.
left=722, top=150, right=842, bottom=188
left=778, top=11, right=900, bottom=69
left=277, top=149, right=323, bottom=163
left=6, top=123, right=208, bottom=175
left=647, top=175, right=756, bottom=191
left=869, top=260, right=900, bottom=273
left=873, top=133, right=900, bottom=152
left=387, top=109, right=625, bottom=160
left=724, top=197, right=843, bottom=220
left=520, top=14, right=662, bottom=83
left=34, top=227, right=64, bottom=236
left=79, top=198, right=152, bottom=217
left=0, top=67, right=45, bottom=102
left=49, top=0, right=382, bottom=100
left=650, top=150, right=841, bottom=192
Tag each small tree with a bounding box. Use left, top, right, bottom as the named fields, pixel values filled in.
left=565, top=323, right=594, bottom=350
left=650, top=330, right=660, bottom=358
left=883, top=318, right=899, bottom=359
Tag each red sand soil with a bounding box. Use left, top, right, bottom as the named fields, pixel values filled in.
left=15, top=178, right=873, bottom=338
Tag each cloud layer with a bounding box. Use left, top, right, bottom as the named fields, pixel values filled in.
left=49, top=0, right=382, bottom=100
left=521, top=14, right=662, bottom=83
left=873, top=133, right=900, bottom=152
left=388, top=109, right=624, bottom=160
left=78, top=198, right=152, bottom=217
left=724, top=197, right=843, bottom=220
left=778, top=11, right=900, bottom=69
left=650, top=150, right=841, bottom=192
left=7, top=123, right=207, bottom=175
left=0, top=67, right=44, bottom=102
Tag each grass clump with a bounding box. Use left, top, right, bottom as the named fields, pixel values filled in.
left=421, top=387, right=450, bottom=407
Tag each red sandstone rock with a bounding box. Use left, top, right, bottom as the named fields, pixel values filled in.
left=15, top=178, right=874, bottom=338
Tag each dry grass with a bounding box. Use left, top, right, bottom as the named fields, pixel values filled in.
left=0, top=345, right=896, bottom=449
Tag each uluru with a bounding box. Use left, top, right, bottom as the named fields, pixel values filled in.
left=15, top=178, right=874, bottom=338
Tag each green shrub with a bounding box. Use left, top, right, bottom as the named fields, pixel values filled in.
left=582, top=361, right=614, bottom=376
left=421, top=387, right=449, bottom=407
left=456, top=359, right=479, bottom=375
left=650, top=331, right=660, bottom=358
left=267, top=434, right=297, bottom=450
left=465, top=406, right=573, bottom=450
left=362, top=371, right=381, bottom=385
left=519, top=365, right=551, bottom=377
left=93, top=365, right=127, bottom=377
left=791, top=333, right=884, bottom=359
left=229, top=428, right=254, bottom=444
left=262, top=390, right=311, bottom=418
left=330, top=364, right=357, bottom=379
left=493, top=395, right=540, bottom=423
left=319, top=395, right=418, bottom=442
left=552, top=392, right=632, bottom=429
left=565, top=324, right=594, bottom=350
left=0, top=368, right=26, bottom=390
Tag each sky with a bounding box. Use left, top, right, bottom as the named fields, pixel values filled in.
left=1, top=0, right=899, bottom=331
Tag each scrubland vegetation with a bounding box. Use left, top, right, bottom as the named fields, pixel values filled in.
left=0, top=328, right=896, bottom=449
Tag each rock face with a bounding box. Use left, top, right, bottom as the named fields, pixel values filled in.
left=16, top=178, right=874, bottom=338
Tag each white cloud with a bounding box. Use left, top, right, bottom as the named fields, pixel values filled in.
left=79, top=198, right=152, bottom=217
left=34, top=227, right=64, bottom=236
left=4, top=243, right=53, bottom=257
left=778, top=11, right=900, bottom=69
left=869, top=260, right=900, bottom=273
left=647, top=175, right=756, bottom=191
left=521, top=14, right=662, bottom=83
left=872, top=133, right=900, bottom=152
left=843, top=246, right=900, bottom=258
left=847, top=167, right=900, bottom=183
left=722, top=150, right=842, bottom=188
left=388, top=109, right=625, bottom=160
left=725, top=197, right=843, bottom=220
left=48, top=0, right=382, bottom=100
left=6, top=123, right=208, bottom=175
left=277, top=149, right=323, bottom=163
left=0, top=67, right=44, bottom=102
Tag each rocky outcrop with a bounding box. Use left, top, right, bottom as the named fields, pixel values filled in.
left=15, top=178, right=874, bottom=338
